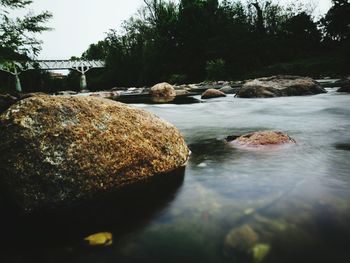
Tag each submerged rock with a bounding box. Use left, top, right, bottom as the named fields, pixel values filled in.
left=224, top=225, right=271, bottom=263
left=0, top=95, right=190, bottom=213
left=149, top=82, right=176, bottom=103
left=229, top=131, right=295, bottom=149
left=252, top=243, right=271, bottom=263
left=225, top=224, right=259, bottom=252
left=236, top=75, right=326, bottom=98
left=201, top=89, right=226, bottom=99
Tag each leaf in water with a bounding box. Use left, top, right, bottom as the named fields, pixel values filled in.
left=84, top=232, right=113, bottom=246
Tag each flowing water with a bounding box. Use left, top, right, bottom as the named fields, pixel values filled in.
left=1, top=88, right=350, bottom=263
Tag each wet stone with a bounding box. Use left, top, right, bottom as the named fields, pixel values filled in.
left=228, top=131, right=296, bottom=149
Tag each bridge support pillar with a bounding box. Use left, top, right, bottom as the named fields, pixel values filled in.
left=13, top=65, right=22, bottom=92
left=80, top=73, right=87, bottom=91
left=15, top=74, right=22, bottom=93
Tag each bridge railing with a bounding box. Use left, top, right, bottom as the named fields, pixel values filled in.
left=0, top=60, right=106, bottom=92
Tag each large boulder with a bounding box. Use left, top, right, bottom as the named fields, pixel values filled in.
left=201, top=89, right=226, bottom=99
left=0, top=95, right=190, bottom=213
left=149, top=82, right=176, bottom=103
left=228, top=131, right=295, bottom=149
left=236, top=75, right=326, bottom=98
left=337, top=84, right=350, bottom=93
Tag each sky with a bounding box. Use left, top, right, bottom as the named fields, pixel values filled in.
left=21, top=0, right=333, bottom=60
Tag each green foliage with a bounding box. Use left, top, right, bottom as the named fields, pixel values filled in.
left=206, top=59, right=226, bottom=80
left=169, top=73, right=187, bottom=84
left=321, top=0, right=350, bottom=42
left=2, top=0, right=349, bottom=93
left=0, top=0, right=52, bottom=60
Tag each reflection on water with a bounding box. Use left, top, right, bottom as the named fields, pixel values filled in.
left=1, top=91, right=350, bottom=263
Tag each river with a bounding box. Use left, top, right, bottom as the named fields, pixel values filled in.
left=1, top=87, right=350, bottom=263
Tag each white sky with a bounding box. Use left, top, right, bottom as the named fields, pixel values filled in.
left=23, top=0, right=332, bottom=60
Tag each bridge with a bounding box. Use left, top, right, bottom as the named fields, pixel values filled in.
left=0, top=60, right=105, bottom=92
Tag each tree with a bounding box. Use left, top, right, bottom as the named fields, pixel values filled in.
left=281, top=12, right=321, bottom=57
left=321, top=0, right=350, bottom=42
left=0, top=0, right=52, bottom=60
left=82, top=41, right=109, bottom=60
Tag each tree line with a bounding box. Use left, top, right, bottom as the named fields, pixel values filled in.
left=1, top=0, right=350, bottom=92
left=80, top=0, right=349, bottom=90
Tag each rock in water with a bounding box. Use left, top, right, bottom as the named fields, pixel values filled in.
left=229, top=131, right=295, bottom=149
left=337, top=85, right=350, bottom=93
left=201, top=89, right=226, bottom=99
left=149, top=82, right=176, bottom=103
left=0, top=95, right=190, bottom=213
left=225, top=225, right=258, bottom=252
left=219, top=86, right=236, bottom=94
left=236, top=75, right=326, bottom=98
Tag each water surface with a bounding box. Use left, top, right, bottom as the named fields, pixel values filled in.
left=2, top=88, right=350, bottom=263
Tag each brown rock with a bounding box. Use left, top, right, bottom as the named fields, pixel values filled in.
left=0, top=95, right=190, bottom=212
left=236, top=75, right=326, bottom=98
left=201, top=89, right=226, bottom=99
left=149, top=82, right=176, bottom=103
left=229, top=131, right=295, bottom=148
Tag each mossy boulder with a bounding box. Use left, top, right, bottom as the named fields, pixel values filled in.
left=236, top=75, right=326, bottom=98
left=0, top=95, right=190, bottom=213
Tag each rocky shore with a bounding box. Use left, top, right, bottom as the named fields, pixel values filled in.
left=52, top=75, right=349, bottom=103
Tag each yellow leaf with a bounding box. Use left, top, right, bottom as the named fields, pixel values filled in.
left=84, top=232, right=113, bottom=246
